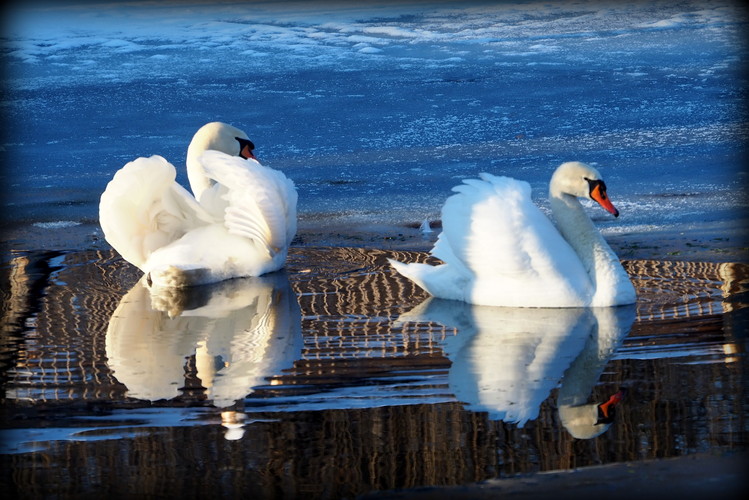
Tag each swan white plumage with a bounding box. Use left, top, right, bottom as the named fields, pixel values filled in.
left=99, top=122, right=297, bottom=288
left=105, top=272, right=302, bottom=407
left=397, top=298, right=635, bottom=434
left=389, top=162, right=636, bottom=307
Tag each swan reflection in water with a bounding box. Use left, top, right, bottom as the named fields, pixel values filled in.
left=399, top=300, right=635, bottom=439
left=105, top=272, right=302, bottom=437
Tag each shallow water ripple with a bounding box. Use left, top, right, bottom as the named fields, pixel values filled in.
left=1, top=247, right=747, bottom=498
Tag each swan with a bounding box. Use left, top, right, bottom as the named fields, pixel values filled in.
left=397, top=298, right=635, bottom=434
left=99, top=122, right=297, bottom=288
left=105, top=272, right=302, bottom=407
left=389, top=162, right=636, bottom=307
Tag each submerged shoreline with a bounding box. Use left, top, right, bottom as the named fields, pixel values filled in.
left=2, top=238, right=747, bottom=498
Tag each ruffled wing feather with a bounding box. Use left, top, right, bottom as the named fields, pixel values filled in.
left=99, top=155, right=213, bottom=269
left=435, top=173, right=592, bottom=306
left=199, top=150, right=298, bottom=257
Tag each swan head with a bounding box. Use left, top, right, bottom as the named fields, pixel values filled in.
left=559, top=388, right=627, bottom=439
left=186, top=121, right=256, bottom=198
left=188, top=121, right=255, bottom=159
left=549, top=161, right=620, bottom=217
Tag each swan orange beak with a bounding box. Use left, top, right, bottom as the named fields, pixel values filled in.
left=596, top=388, right=627, bottom=424
left=236, top=137, right=257, bottom=160
left=240, top=143, right=257, bottom=160
left=590, top=183, right=619, bottom=217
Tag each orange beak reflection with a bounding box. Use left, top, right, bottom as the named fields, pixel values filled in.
left=596, top=388, right=627, bottom=425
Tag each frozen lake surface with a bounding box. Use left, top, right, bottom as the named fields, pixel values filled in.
left=2, top=0, right=747, bottom=249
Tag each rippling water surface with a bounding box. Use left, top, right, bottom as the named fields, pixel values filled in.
left=1, top=248, right=746, bottom=498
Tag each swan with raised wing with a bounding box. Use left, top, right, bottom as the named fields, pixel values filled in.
left=389, top=162, right=635, bottom=307
left=99, top=122, right=297, bottom=288
left=105, top=273, right=302, bottom=407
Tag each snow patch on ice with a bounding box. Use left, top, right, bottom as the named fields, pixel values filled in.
left=33, top=221, right=82, bottom=230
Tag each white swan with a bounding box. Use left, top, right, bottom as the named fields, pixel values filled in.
left=389, top=162, right=636, bottom=307
left=397, top=298, right=635, bottom=435
left=105, top=272, right=302, bottom=407
left=99, top=122, right=297, bottom=288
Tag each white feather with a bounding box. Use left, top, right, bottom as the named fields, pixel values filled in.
left=99, top=122, right=297, bottom=287
left=99, top=155, right=213, bottom=268
left=200, top=150, right=297, bottom=255
left=390, top=163, right=636, bottom=307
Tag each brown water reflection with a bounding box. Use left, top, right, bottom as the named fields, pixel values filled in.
left=1, top=247, right=747, bottom=499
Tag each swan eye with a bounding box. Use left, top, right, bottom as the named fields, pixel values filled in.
left=235, top=137, right=255, bottom=150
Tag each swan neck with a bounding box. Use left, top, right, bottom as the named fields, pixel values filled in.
left=186, top=142, right=211, bottom=200
left=549, top=193, right=602, bottom=251
left=549, top=193, right=622, bottom=303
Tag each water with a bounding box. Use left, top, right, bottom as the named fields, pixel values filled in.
left=1, top=2, right=748, bottom=498
left=0, top=248, right=747, bottom=498
left=2, top=0, right=747, bottom=244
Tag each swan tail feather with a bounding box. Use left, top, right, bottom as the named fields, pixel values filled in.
left=146, top=266, right=213, bottom=289
left=388, top=258, right=467, bottom=302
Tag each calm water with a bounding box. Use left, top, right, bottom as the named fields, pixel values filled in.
left=1, top=248, right=747, bottom=498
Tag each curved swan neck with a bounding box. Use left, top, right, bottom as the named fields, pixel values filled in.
left=549, top=193, right=603, bottom=249
left=186, top=143, right=211, bottom=200
left=549, top=193, right=624, bottom=305
left=186, top=122, right=248, bottom=200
